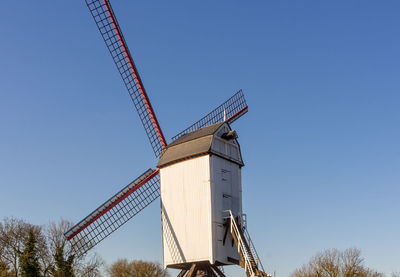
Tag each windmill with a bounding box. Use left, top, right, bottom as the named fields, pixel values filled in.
left=65, top=1, right=269, bottom=277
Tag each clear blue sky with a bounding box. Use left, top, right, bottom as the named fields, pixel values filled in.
left=1, top=1, right=399, bottom=276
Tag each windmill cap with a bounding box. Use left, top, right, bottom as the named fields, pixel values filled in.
left=157, top=122, right=243, bottom=168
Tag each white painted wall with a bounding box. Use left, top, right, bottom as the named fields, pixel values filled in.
left=160, top=155, right=213, bottom=267
left=160, top=124, right=243, bottom=268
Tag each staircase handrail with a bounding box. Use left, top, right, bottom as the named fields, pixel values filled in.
left=243, top=226, right=265, bottom=273
left=226, top=210, right=256, bottom=277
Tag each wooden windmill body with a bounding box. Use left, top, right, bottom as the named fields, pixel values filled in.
left=158, top=122, right=243, bottom=268
left=64, top=1, right=269, bottom=276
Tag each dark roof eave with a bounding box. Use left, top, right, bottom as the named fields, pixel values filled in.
left=157, top=150, right=244, bottom=169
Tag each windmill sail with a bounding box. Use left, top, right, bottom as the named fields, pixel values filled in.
left=85, top=0, right=166, bottom=157
left=171, top=90, right=248, bottom=141
left=64, top=169, right=160, bottom=257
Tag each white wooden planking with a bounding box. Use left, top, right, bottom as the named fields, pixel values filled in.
left=160, top=123, right=243, bottom=268
left=161, top=155, right=213, bottom=267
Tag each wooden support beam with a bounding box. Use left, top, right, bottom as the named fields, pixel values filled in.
left=207, top=267, right=217, bottom=277
left=186, top=263, right=198, bottom=277
left=177, top=269, right=187, bottom=277
left=211, top=265, right=226, bottom=277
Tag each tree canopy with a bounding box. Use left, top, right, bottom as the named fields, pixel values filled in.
left=0, top=218, right=103, bottom=277
left=290, top=248, right=384, bottom=277
left=107, top=259, right=168, bottom=277
left=19, top=229, right=41, bottom=277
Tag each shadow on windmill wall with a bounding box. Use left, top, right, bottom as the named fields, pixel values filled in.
left=161, top=202, right=186, bottom=264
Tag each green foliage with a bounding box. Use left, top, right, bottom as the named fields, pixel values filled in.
left=51, top=246, right=74, bottom=277
left=0, top=217, right=103, bottom=277
left=19, top=229, right=41, bottom=277
left=0, top=259, right=12, bottom=277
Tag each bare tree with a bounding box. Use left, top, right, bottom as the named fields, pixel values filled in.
left=341, top=248, right=364, bottom=277
left=0, top=218, right=44, bottom=277
left=75, top=254, right=104, bottom=277
left=290, top=248, right=384, bottom=277
left=0, top=218, right=25, bottom=276
left=46, top=219, right=104, bottom=277
left=45, top=220, right=74, bottom=277
left=0, top=218, right=104, bottom=277
left=107, top=259, right=168, bottom=277
left=0, top=244, right=12, bottom=277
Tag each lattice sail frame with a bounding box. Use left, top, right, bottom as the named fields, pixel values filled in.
left=85, top=0, right=166, bottom=157
left=65, top=169, right=160, bottom=257
left=171, top=90, right=248, bottom=141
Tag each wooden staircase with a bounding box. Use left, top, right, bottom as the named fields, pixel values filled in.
left=227, top=211, right=271, bottom=277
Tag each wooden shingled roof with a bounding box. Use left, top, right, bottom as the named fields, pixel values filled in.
left=157, top=122, right=243, bottom=168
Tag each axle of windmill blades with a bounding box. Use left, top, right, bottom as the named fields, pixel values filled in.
left=85, top=0, right=167, bottom=157
left=64, top=168, right=160, bottom=257
left=171, top=90, right=249, bottom=141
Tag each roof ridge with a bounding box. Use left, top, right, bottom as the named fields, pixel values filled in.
left=166, top=122, right=226, bottom=148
